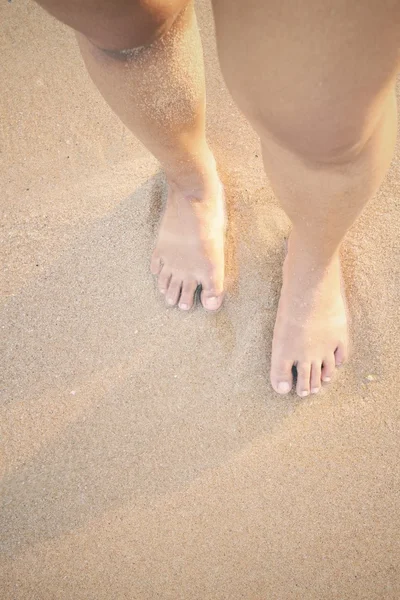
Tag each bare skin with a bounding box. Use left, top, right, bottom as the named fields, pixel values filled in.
left=79, top=4, right=225, bottom=312
left=213, top=0, right=399, bottom=395
left=36, top=0, right=400, bottom=395
left=38, top=0, right=225, bottom=312
left=263, top=92, right=397, bottom=396
left=272, top=236, right=348, bottom=397
left=150, top=153, right=225, bottom=310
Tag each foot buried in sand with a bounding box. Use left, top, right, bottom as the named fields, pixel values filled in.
left=151, top=157, right=225, bottom=312
left=270, top=233, right=349, bottom=397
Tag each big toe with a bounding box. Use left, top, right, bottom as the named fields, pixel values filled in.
left=200, top=286, right=224, bottom=312
left=271, top=360, right=294, bottom=395
left=335, top=342, right=348, bottom=367
left=157, top=266, right=171, bottom=295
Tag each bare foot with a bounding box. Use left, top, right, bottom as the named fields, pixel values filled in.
left=150, top=157, right=225, bottom=311
left=270, top=234, right=349, bottom=397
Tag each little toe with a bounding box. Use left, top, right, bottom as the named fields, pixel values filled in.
left=200, top=289, right=224, bottom=312
left=335, top=343, right=348, bottom=367
left=157, top=267, right=172, bottom=295
left=321, top=356, right=335, bottom=383
left=271, top=360, right=294, bottom=395
left=150, top=252, right=162, bottom=276
left=179, top=280, right=198, bottom=311
left=296, top=362, right=311, bottom=397
left=310, top=361, right=322, bottom=394
left=165, top=277, right=182, bottom=306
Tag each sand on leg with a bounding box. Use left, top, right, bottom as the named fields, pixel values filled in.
left=213, top=0, right=399, bottom=396
left=35, top=0, right=225, bottom=311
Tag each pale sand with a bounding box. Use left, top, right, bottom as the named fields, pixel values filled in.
left=1, top=1, right=400, bottom=598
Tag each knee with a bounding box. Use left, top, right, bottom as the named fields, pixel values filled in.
left=260, top=108, right=376, bottom=166
left=38, top=0, right=189, bottom=52
left=256, top=91, right=397, bottom=168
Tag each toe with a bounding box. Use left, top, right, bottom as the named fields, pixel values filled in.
left=179, top=280, right=198, bottom=310
left=335, top=342, right=348, bottom=367
left=296, top=362, right=311, bottom=397
left=200, top=276, right=224, bottom=312
left=150, top=251, right=162, bottom=275
left=157, top=267, right=171, bottom=295
left=321, top=355, right=335, bottom=383
left=165, top=277, right=182, bottom=306
left=310, top=361, right=322, bottom=394
left=201, top=290, right=224, bottom=312
left=200, top=283, right=224, bottom=312
left=270, top=360, right=294, bottom=395
left=201, top=293, right=224, bottom=311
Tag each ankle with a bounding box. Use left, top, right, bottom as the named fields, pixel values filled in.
left=165, top=147, right=219, bottom=200
left=284, top=233, right=342, bottom=293
left=288, top=228, right=341, bottom=268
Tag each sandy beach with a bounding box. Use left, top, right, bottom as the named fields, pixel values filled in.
left=1, top=1, right=400, bottom=598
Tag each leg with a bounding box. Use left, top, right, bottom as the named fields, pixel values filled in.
left=213, top=0, right=399, bottom=395
left=36, top=0, right=225, bottom=311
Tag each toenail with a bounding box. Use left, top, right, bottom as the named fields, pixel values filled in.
left=160, top=288, right=166, bottom=294
left=277, top=382, right=291, bottom=393
left=166, top=297, right=175, bottom=305
left=336, top=362, right=342, bottom=367
left=179, top=303, right=189, bottom=310
left=323, top=376, right=331, bottom=382
left=300, top=391, right=309, bottom=397
left=204, top=296, right=220, bottom=310
left=311, top=387, right=320, bottom=394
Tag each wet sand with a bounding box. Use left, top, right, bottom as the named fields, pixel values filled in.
left=1, top=1, right=400, bottom=598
